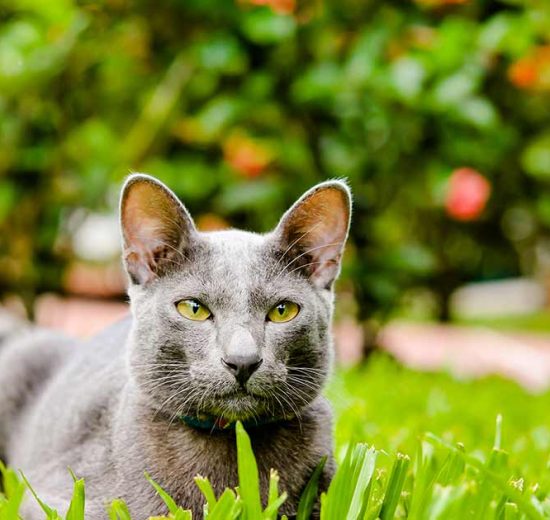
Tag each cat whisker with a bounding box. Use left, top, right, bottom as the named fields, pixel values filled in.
left=286, top=366, right=326, bottom=373
left=283, top=379, right=317, bottom=403
left=269, top=389, right=289, bottom=420
left=274, top=386, right=303, bottom=433
left=286, top=377, right=321, bottom=395
left=131, top=363, right=189, bottom=371
left=132, top=361, right=188, bottom=366
left=287, top=370, right=325, bottom=381
left=153, top=380, right=194, bottom=423
left=165, top=386, right=203, bottom=433
left=286, top=372, right=327, bottom=384
left=143, top=376, right=185, bottom=394
left=134, top=369, right=187, bottom=381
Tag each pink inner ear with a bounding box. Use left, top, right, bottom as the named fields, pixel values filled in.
left=120, top=177, right=192, bottom=285
left=280, top=185, right=350, bottom=288
left=124, top=249, right=156, bottom=285
left=122, top=212, right=164, bottom=284
left=124, top=210, right=167, bottom=248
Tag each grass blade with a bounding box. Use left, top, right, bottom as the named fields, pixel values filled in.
left=235, top=421, right=263, bottom=519
left=321, top=444, right=377, bottom=520
left=408, top=441, right=438, bottom=519
left=20, top=472, right=62, bottom=519
left=1, top=481, right=26, bottom=520
left=348, top=446, right=378, bottom=520
left=194, top=475, right=217, bottom=512
left=321, top=445, right=354, bottom=520
left=264, top=469, right=287, bottom=519
left=267, top=469, right=280, bottom=509
left=174, top=509, right=193, bottom=520
left=65, top=476, right=86, bottom=520
left=380, top=453, right=410, bottom=520
left=504, top=502, right=520, bottom=520
left=425, top=434, right=546, bottom=520
left=296, top=456, right=327, bottom=520
left=207, top=489, right=241, bottom=520
left=0, top=461, right=26, bottom=520
left=107, top=499, right=132, bottom=520
left=145, top=471, right=191, bottom=518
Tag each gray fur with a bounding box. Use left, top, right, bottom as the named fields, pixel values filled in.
left=0, top=174, right=352, bottom=518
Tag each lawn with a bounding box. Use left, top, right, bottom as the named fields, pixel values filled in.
left=330, top=354, right=550, bottom=478
left=2, top=354, right=550, bottom=519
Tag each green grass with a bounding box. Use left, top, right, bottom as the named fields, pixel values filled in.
left=2, top=355, right=550, bottom=518
left=329, top=355, right=550, bottom=481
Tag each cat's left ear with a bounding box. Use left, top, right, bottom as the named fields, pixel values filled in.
left=273, top=180, right=352, bottom=289
left=120, top=174, right=197, bottom=285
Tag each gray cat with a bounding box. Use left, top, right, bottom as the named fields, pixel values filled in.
left=0, top=174, right=352, bottom=518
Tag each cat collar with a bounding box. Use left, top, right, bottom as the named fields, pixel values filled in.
left=179, top=413, right=292, bottom=431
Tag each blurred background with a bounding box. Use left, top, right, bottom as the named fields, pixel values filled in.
left=2, top=0, right=550, bottom=391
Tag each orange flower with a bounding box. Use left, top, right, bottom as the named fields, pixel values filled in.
left=223, top=131, right=273, bottom=178
left=445, top=168, right=491, bottom=221
left=508, top=59, right=537, bottom=88
left=508, top=46, right=550, bottom=91
left=244, top=0, right=295, bottom=15
left=196, top=213, right=230, bottom=232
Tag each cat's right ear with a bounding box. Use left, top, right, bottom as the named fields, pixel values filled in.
left=119, top=174, right=197, bottom=285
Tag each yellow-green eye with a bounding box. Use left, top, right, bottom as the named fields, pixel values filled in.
left=267, top=301, right=300, bottom=323
left=177, top=300, right=212, bottom=321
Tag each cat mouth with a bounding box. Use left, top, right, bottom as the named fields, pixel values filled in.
left=219, top=390, right=263, bottom=406
left=224, top=387, right=257, bottom=398
left=208, top=389, right=268, bottom=419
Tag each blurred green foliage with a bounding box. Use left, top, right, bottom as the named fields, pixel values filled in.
left=1, top=0, right=550, bottom=323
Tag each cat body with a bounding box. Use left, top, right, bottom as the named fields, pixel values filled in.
left=0, top=175, right=351, bottom=518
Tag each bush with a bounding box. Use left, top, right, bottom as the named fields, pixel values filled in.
left=1, top=0, right=550, bottom=324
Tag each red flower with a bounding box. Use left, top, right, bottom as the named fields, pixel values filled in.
left=445, top=168, right=491, bottom=221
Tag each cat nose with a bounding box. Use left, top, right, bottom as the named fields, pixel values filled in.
left=221, top=354, right=263, bottom=385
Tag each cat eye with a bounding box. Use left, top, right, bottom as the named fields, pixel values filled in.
left=267, top=301, right=300, bottom=323
left=176, top=299, right=212, bottom=321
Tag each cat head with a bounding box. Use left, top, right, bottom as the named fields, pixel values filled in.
left=120, top=174, right=351, bottom=424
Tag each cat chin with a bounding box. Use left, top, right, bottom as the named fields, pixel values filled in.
left=204, top=394, right=271, bottom=421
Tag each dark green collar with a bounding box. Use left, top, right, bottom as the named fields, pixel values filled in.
left=179, top=414, right=292, bottom=431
